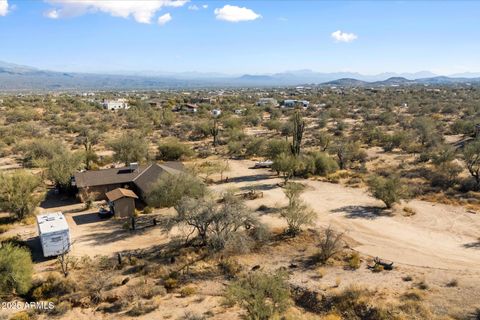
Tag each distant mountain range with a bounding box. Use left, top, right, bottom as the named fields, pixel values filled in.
left=1, top=60, right=480, bottom=91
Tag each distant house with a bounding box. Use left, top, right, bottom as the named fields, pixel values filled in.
left=282, top=99, right=310, bottom=108
left=106, top=188, right=138, bottom=218
left=102, top=99, right=129, bottom=110
left=146, top=99, right=165, bottom=109
left=73, top=162, right=184, bottom=202
left=256, top=98, right=278, bottom=107
left=212, top=109, right=222, bottom=117
left=181, top=103, right=199, bottom=113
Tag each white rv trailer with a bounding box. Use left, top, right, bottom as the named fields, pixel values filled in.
left=36, top=212, right=70, bottom=257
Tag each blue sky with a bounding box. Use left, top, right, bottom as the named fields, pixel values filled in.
left=0, top=0, right=479, bottom=75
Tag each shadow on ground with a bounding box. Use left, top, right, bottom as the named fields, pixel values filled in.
left=239, top=183, right=279, bottom=192
left=227, top=174, right=276, bottom=183
left=40, top=189, right=80, bottom=209
left=72, top=212, right=103, bottom=225
left=463, top=240, right=480, bottom=249
left=330, top=205, right=390, bottom=220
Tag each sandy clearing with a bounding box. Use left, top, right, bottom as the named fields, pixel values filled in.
left=214, top=160, right=480, bottom=272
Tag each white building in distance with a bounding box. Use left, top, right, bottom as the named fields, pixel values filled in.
left=102, top=98, right=129, bottom=110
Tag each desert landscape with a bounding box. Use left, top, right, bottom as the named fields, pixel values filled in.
left=1, top=1, right=480, bottom=319
left=0, top=85, right=480, bottom=320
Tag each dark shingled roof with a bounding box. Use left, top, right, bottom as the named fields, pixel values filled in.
left=74, top=165, right=148, bottom=188
left=74, top=162, right=185, bottom=195
left=133, top=162, right=184, bottom=195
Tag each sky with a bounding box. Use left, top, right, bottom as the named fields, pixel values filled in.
left=0, top=0, right=479, bottom=75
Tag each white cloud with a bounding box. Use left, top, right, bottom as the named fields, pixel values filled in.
left=188, top=4, right=199, bottom=10
left=214, top=5, right=261, bottom=22
left=0, top=0, right=8, bottom=16
left=202, top=4, right=208, bottom=9
left=44, top=0, right=188, bottom=24
left=331, top=30, right=358, bottom=43
left=157, top=12, right=172, bottom=25
left=45, top=9, right=59, bottom=19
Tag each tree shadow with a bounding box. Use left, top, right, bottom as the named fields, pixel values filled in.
left=239, top=183, right=279, bottom=192
left=227, top=174, right=275, bottom=183
left=463, top=240, right=480, bottom=249
left=330, top=205, right=390, bottom=220
left=40, top=189, right=80, bottom=209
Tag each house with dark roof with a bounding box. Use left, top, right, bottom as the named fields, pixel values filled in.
left=73, top=162, right=184, bottom=203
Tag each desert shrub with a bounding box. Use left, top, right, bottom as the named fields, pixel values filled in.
left=31, top=273, right=76, bottom=302
left=446, top=279, right=458, bottom=287
left=245, top=137, right=266, bottom=157
left=226, top=271, right=291, bottom=320
left=416, top=280, right=429, bottom=290
left=0, top=244, right=33, bottom=296
left=310, top=151, right=339, bottom=176
left=348, top=252, right=361, bottom=270
left=368, top=174, right=405, bottom=209
left=126, top=300, right=159, bottom=317
left=281, top=183, right=317, bottom=236
left=157, top=138, right=193, bottom=161
left=219, top=259, right=243, bottom=278
left=0, top=170, right=44, bottom=220
left=147, top=173, right=206, bottom=208
left=429, top=162, right=462, bottom=189
left=164, top=278, right=179, bottom=292
left=327, top=286, right=391, bottom=320
left=17, top=138, right=64, bottom=167
left=317, top=227, right=344, bottom=264
left=182, top=312, right=207, bottom=320
left=401, top=289, right=424, bottom=302
left=9, top=311, right=31, bottom=320
left=48, top=301, right=72, bottom=316
left=402, top=206, right=416, bottom=217
left=272, top=152, right=301, bottom=183
left=179, top=286, right=197, bottom=297
left=333, top=140, right=367, bottom=170
left=264, top=139, right=290, bottom=160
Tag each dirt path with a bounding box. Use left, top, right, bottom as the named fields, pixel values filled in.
left=214, top=160, right=480, bottom=272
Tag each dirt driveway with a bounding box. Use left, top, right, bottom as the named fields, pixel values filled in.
left=213, top=160, right=480, bottom=272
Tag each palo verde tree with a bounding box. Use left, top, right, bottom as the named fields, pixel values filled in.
left=109, top=133, right=149, bottom=166
left=281, top=182, right=316, bottom=236
left=290, top=111, right=305, bottom=156
left=368, top=174, right=405, bottom=209
left=226, top=270, right=291, bottom=320
left=0, top=244, right=33, bottom=296
left=0, top=170, right=44, bottom=220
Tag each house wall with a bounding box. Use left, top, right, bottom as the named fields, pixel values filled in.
left=113, top=197, right=135, bottom=218
left=78, top=183, right=126, bottom=201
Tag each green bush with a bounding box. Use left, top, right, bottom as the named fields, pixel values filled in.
left=147, top=173, right=206, bottom=208
left=368, top=175, right=405, bottom=209
left=157, top=138, right=193, bottom=161
left=310, top=151, right=339, bottom=176
left=0, top=244, right=33, bottom=296
left=0, top=170, right=44, bottom=220
left=226, top=271, right=291, bottom=320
